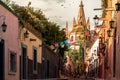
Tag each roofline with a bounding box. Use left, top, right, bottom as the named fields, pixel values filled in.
left=25, top=22, right=42, bottom=40
left=0, top=0, right=18, bottom=17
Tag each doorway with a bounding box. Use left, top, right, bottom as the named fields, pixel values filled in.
left=21, top=45, right=27, bottom=79
left=0, top=39, right=4, bottom=80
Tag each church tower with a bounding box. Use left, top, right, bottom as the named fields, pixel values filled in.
left=86, top=17, right=90, bottom=30
left=72, top=17, right=77, bottom=30
left=65, top=21, right=69, bottom=38
left=77, top=1, right=86, bottom=26
left=65, top=0, right=90, bottom=50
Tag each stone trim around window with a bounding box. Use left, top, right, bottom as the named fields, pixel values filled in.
left=33, top=46, right=38, bottom=74
left=8, top=49, right=17, bottom=75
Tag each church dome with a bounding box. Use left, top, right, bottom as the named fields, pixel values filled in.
left=71, top=25, right=84, bottom=32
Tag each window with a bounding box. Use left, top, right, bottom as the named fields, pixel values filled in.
left=9, top=51, right=17, bottom=74
left=70, top=36, right=74, bottom=42
left=33, top=47, right=37, bottom=74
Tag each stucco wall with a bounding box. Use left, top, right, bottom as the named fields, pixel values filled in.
left=115, top=10, right=120, bottom=80
left=21, top=27, right=42, bottom=79
left=0, top=4, right=20, bottom=80
left=21, top=28, right=42, bottom=63
left=42, top=44, right=59, bottom=78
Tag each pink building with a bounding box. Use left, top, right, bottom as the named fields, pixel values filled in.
left=0, top=1, right=20, bottom=80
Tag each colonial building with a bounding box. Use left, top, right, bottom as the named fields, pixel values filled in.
left=20, top=23, right=42, bottom=79
left=93, top=0, right=120, bottom=80
left=0, top=1, right=20, bottom=80
left=112, top=0, right=120, bottom=80
left=65, top=1, right=90, bottom=50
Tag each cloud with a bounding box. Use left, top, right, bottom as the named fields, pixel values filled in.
left=56, top=0, right=65, bottom=3
left=10, top=0, right=102, bottom=30
left=41, top=0, right=65, bottom=3
left=42, top=8, right=53, bottom=12
left=48, top=15, right=66, bottom=27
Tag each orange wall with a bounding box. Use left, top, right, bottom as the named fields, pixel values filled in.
left=21, top=28, right=42, bottom=63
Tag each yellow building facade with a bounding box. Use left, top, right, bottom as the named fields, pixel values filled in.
left=20, top=23, right=42, bottom=79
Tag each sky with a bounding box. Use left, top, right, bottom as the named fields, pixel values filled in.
left=10, top=0, right=102, bottom=31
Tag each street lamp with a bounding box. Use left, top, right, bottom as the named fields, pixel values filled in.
left=99, top=37, right=102, bottom=43
left=93, top=1, right=120, bottom=27
left=93, top=15, right=99, bottom=27
left=24, top=30, right=29, bottom=38
left=0, top=15, right=7, bottom=42
left=1, top=21, right=7, bottom=32
left=107, top=30, right=112, bottom=37
left=115, top=2, right=120, bottom=11
left=0, top=15, right=7, bottom=32
left=109, top=20, right=115, bottom=28
left=107, top=20, right=116, bottom=37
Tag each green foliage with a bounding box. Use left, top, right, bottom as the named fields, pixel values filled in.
left=68, top=26, right=95, bottom=75
left=76, top=61, right=85, bottom=75
left=79, top=42, right=84, bottom=61
left=101, top=0, right=107, bottom=17
left=2, top=0, right=11, bottom=5
left=10, top=2, right=67, bottom=45
left=68, top=49, right=79, bottom=61
left=101, top=0, right=107, bottom=8
left=68, top=44, right=84, bottom=62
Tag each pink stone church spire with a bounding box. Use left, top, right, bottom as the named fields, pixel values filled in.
left=77, top=1, right=86, bottom=26
left=65, top=21, right=69, bottom=38
left=86, top=17, right=90, bottom=30
left=72, top=17, right=76, bottom=29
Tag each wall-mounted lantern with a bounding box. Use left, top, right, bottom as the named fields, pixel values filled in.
left=108, top=20, right=116, bottom=37
left=107, top=29, right=112, bottom=37
left=0, top=15, right=7, bottom=32
left=99, top=37, right=102, bottom=43
left=109, top=20, right=115, bottom=28
left=24, top=30, right=29, bottom=38
left=115, top=2, right=120, bottom=11
left=93, top=15, right=99, bottom=27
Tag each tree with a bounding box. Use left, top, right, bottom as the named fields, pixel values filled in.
left=10, top=2, right=67, bottom=46
left=2, top=0, right=11, bottom=6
